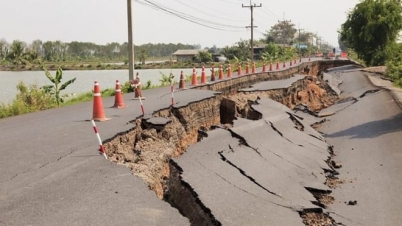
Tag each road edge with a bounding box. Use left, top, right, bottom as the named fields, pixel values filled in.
left=363, top=71, right=402, bottom=110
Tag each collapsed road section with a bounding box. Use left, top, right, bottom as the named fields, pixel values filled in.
left=104, top=60, right=355, bottom=226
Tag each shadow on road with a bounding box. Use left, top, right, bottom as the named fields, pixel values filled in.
left=326, top=112, right=402, bottom=139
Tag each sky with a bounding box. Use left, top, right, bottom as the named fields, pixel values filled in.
left=0, top=0, right=360, bottom=49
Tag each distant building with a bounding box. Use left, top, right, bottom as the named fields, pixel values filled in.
left=172, top=49, right=222, bottom=62
left=252, top=43, right=267, bottom=60
left=172, top=49, right=207, bottom=62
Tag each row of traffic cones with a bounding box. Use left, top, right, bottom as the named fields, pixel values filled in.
left=92, top=79, right=144, bottom=121
left=94, top=58, right=303, bottom=120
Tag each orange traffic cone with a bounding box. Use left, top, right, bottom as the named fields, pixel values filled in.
left=210, top=67, right=216, bottom=82
left=179, top=71, right=187, bottom=89
left=269, top=61, right=273, bottom=71
left=238, top=64, right=242, bottom=76
left=276, top=60, right=279, bottom=69
left=227, top=64, right=232, bottom=78
left=92, top=81, right=110, bottom=121
left=200, top=66, right=207, bottom=84
left=191, top=67, right=198, bottom=86
left=262, top=62, right=266, bottom=72
left=245, top=63, right=250, bottom=74
left=252, top=62, right=256, bottom=73
left=112, top=80, right=125, bottom=108
left=219, top=65, right=224, bottom=80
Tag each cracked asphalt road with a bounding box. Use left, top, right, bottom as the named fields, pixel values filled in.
left=175, top=97, right=332, bottom=226
left=319, top=68, right=402, bottom=226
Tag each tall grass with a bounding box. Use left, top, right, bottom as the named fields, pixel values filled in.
left=0, top=81, right=55, bottom=118
left=1, top=74, right=176, bottom=119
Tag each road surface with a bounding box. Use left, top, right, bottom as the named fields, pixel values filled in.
left=319, top=67, right=402, bottom=225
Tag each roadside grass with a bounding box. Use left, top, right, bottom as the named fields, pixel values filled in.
left=0, top=79, right=166, bottom=119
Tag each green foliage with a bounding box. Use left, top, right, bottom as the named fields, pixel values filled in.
left=386, top=61, right=402, bottom=87
left=0, top=81, right=54, bottom=118
left=340, top=0, right=402, bottom=66
left=264, top=21, right=297, bottom=45
left=159, top=71, right=175, bottom=86
left=122, top=81, right=134, bottom=93
left=144, top=80, right=153, bottom=89
left=261, top=42, right=282, bottom=61
left=185, top=74, right=192, bottom=82
left=195, top=51, right=212, bottom=63
left=42, top=66, right=76, bottom=107
left=221, top=40, right=250, bottom=62
left=385, top=43, right=402, bottom=86
left=260, top=43, right=297, bottom=62
left=138, top=49, right=148, bottom=65
left=62, top=92, right=93, bottom=106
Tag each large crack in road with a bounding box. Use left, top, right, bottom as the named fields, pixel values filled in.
left=103, top=66, right=362, bottom=226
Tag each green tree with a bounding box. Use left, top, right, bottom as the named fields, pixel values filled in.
left=7, top=40, right=28, bottom=65
left=0, top=39, right=8, bottom=60
left=261, top=42, right=282, bottom=61
left=138, top=49, right=147, bottom=65
left=220, top=40, right=250, bottom=61
left=264, top=21, right=297, bottom=45
left=340, top=0, right=402, bottom=66
left=195, top=51, right=212, bottom=63
left=42, top=66, right=76, bottom=107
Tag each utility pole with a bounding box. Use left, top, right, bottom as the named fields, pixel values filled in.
left=242, top=0, right=262, bottom=62
left=278, top=12, right=291, bottom=48
left=297, top=23, right=304, bottom=58
left=127, top=0, right=134, bottom=81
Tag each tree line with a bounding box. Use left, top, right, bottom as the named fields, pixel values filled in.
left=0, top=39, right=197, bottom=65
left=0, top=20, right=332, bottom=67
left=217, top=21, right=332, bottom=64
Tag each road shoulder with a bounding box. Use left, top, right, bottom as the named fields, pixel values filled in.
left=363, top=68, right=402, bottom=109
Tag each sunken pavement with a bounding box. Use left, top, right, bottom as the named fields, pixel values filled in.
left=1, top=58, right=358, bottom=226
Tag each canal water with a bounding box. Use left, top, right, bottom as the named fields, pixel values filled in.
left=0, top=68, right=199, bottom=104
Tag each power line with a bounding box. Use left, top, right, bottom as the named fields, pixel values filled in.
left=144, top=0, right=244, bottom=28
left=185, top=0, right=247, bottom=22
left=242, top=1, right=262, bottom=62
left=278, top=12, right=291, bottom=47
left=135, top=0, right=245, bottom=32
left=260, top=7, right=281, bottom=20
left=297, top=23, right=304, bottom=58
left=172, top=0, right=246, bottom=23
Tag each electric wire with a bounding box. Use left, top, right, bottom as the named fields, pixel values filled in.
left=136, top=0, right=245, bottom=31
left=185, top=0, right=249, bottom=22
left=172, top=0, right=247, bottom=23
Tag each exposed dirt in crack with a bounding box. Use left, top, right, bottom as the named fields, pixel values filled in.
left=224, top=76, right=339, bottom=120
left=164, top=160, right=222, bottom=226
left=104, top=97, right=221, bottom=199
left=300, top=210, right=338, bottom=226
left=102, top=64, right=348, bottom=225
left=299, top=145, right=343, bottom=226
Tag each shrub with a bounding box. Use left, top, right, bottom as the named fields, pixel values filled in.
left=386, top=60, right=402, bottom=87
left=122, top=81, right=134, bottom=93
left=0, top=81, right=55, bottom=118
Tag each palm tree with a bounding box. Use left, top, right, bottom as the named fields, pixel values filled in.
left=138, top=49, right=147, bottom=65
left=7, top=40, right=30, bottom=65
